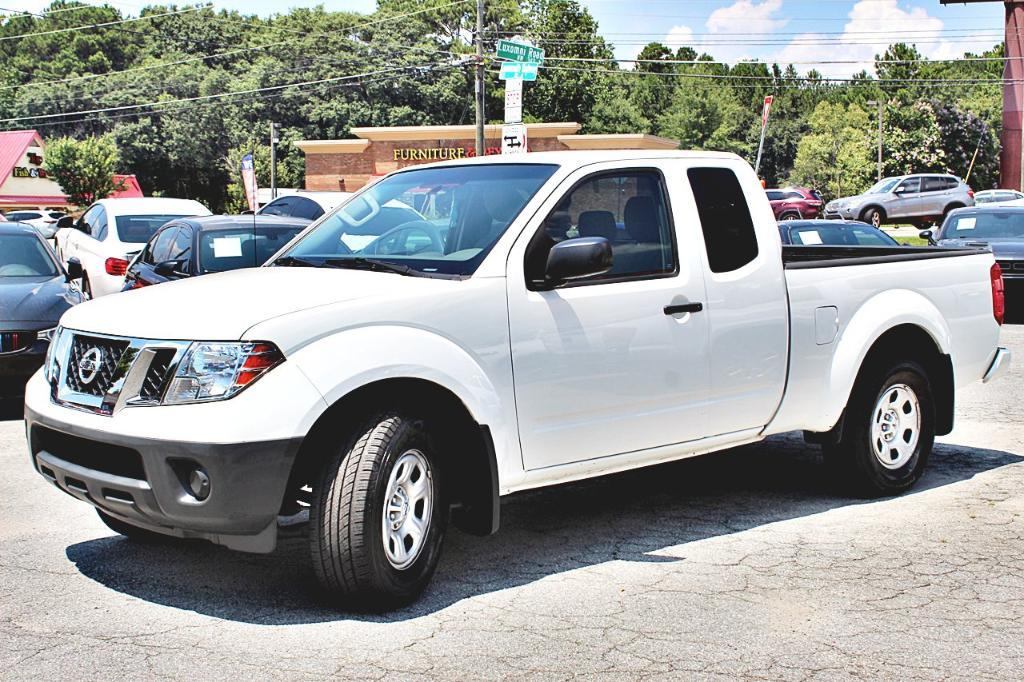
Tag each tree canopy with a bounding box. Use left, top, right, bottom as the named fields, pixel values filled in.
left=0, top=2, right=1005, bottom=208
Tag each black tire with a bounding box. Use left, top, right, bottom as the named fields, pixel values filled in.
left=861, top=207, right=884, bottom=228
left=780, top=212, right=801, bottom=221
left=824, top=360, right=935, bottom=497
left=311, top=412, right=446, bottom=610
left=96, top=509, right=176, bottom=544
left=943, top=203, right=964, bottom=219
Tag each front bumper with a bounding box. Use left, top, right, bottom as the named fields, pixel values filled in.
left=824, top=206, right=856, bottom=220
left=26, top=405, right=303, bottom=552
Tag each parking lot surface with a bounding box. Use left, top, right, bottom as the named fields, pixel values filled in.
left=1, top=327, right=1022, bottom=680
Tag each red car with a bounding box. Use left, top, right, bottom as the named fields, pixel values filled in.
left=766, top=187, right=823, bottom=220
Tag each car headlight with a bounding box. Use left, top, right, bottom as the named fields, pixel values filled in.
left=42, top=326, right=62, bottom=383
left=162, top=341, right=284, bottom=405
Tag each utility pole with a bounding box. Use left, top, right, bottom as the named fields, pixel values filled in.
left=867, top=99, right=883, bottom=182
left=474, top=0, right=485, bottom=156
left=269, top=121, right=279, bottom=200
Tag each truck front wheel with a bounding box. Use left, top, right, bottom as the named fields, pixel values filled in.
left=310, top=412, right=446, bottom=610
left=825, top=361, right=935, bottom=496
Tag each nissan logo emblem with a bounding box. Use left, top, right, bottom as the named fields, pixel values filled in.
left=78, top=347, right=103, bottom=385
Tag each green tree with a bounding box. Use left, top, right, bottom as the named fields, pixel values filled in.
left=584, top=82, right=650, bottom=134
left=655, top=80, right=749, bottom=155
left=791, top=101, right=874, bottom=200
left=44, top=134, right=125, bottom=206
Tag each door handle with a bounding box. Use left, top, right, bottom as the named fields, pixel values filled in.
left=664, top=302, right=703, bottom=315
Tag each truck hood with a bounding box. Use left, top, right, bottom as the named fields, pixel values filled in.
left=58, top=267, right=461, bottom=340
left=0, top=275, right=77, bottom=328
left=937, top=238, right=1024, bottom=258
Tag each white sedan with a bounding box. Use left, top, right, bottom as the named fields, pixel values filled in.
left=2, top=209, right=66, bottom=238
left=54, top=198, right=211, bottom=299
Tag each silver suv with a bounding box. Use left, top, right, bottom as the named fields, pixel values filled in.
left=825, top=174, right=974, bottom=228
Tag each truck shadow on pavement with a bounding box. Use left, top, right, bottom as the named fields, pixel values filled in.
left=64, top=432, right=1022, bottom=624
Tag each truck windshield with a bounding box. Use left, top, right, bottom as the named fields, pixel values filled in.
left=943, top=211, right=1024, bottom=239
left=866, top=178, right=900, bottom=194
left=273, top=163, right=557, bottom=276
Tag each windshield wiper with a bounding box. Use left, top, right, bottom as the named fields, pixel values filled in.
left=273, top=255, right=322, bottom=268
left=323, top=257, right=429, bottom=277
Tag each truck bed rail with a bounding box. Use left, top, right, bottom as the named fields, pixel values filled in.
left=782, top=245, right=987, bottom=269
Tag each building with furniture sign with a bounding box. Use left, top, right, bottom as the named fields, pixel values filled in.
left=295, top=122, right=679, bottom=191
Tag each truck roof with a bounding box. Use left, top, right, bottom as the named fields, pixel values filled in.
left=418, top=149, right=743, bottom=170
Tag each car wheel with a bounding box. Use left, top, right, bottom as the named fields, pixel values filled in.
left=780, top=212, right=800, bottom=221
left=824, top=360, right=935, bottom=497
left=311, top=411, right=446, bottom=610
left=96, top=510, right=178, bottom=544
left=862, top=207, right=884, bottom=228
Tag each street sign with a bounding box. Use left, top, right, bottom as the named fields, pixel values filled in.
left=501, top=123, right=527, bottom=155
left=504, top=78, right=523, bottom=123
left=496, top=39, right=544, bottom=64
left=498, top=61, right=539, bottom=81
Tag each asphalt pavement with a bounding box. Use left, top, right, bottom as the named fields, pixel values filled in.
left=1, top=326, right=1022, bottom=680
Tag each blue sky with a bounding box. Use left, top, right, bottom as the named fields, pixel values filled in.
left=4, top=0, right=1008, bottom=76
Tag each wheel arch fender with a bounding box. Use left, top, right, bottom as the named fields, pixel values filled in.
left=284, top=325, right=510, bottom=535
left=824, top=290, right=955, bottom=435
left=859, top=204, right=885, bottom=220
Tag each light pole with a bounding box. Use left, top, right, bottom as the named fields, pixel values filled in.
left=474, top=0, right=485, bottom=156
left=269, top=121, right=279, bottom=200
left=866, top=99, right=883, bottom=182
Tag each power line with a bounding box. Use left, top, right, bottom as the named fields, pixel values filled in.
left=15, top=62, right=464, bottom=130
left=0, top=60, right=467, bottom=125
left=0, top=0, right=471, bottom=92
left=536, top=63, right=1017, bottom=85
left=0, top=5, right=207, bottom=42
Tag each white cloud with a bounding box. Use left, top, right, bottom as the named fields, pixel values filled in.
left=774, top=0, right=997, bottom=78
left=664, top=25, right=695, bottom=53
left=707, top=0, right=787, bottom=35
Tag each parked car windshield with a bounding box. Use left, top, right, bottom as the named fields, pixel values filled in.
left=866, top=178, right=900, bottom=194
left=942, top=211, right=1024, bottom=239
left=199, top=226, right=305, bottom=273
left=116, top=214, right=191, bottom=243
left=975, top=191, right=1020, bottom=204
left=276, top=163, right=558, bottom=276
left=0, top=233, right=58, bottom=277
left=787, top=223, right=897, bottom=246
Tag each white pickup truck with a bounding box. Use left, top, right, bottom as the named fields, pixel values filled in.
left=25, top=151, right=1010, bottom=609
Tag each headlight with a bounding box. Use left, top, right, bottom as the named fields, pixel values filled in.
left=42, top=326, right=62, bottom=383
left=162, top=341, right=284, bottom=405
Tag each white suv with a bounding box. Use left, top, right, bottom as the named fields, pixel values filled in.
left=55, top=198, right=210, bottom=298
left=2, top=209, right=66, bottom=238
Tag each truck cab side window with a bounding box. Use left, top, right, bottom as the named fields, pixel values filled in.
left=688, top=167, right=759, bottom=273
left=525, top=169, right=676, bottom=286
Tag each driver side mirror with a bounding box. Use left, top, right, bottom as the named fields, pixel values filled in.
left=919, top=229, right=936, bottom=245
left=154, top=259, right=188, bottom=278
left=55, top=216, right=75, bottom=230
left=65, top=257, right=83, bottom=282
left=541, top=237, right=613, bottom=289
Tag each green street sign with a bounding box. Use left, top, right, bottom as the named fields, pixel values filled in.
left=496, top=39, right=544, bottom=64
left=498, top=61, right=539, bottom=81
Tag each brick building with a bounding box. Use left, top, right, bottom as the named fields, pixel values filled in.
left=295, top=122, right=679, bottom=191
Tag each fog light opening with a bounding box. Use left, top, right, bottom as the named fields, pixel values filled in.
left=187, top=468, right=211, bottom=501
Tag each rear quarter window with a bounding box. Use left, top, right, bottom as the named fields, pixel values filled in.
left=688, top=167, right=759, bottom=273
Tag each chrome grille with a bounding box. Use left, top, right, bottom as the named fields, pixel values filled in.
left=65, top=335, right=130, bottom=396
left=49, top=330, right=190, bottom=415
left=0, top=331, right=31, bottom=354
left=139, top=348, right=177, bottom=401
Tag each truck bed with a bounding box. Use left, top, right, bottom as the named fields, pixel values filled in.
left=782, top=245, right=987, bottom=269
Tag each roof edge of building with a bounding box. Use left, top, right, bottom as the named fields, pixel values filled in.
left=345, top=122, right=581, bottom=141
left=557, top=134, right=679, bottom=150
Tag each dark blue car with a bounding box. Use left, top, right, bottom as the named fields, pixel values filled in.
left=1, top=223, right=83, bottom=395
left=123, top=215, right=309, bottom=290
left=777, top=219, right=900, bottom=246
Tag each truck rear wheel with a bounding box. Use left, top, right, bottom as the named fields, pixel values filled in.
left=310, top=412, right=446, bottom=610
left=825, top=360, right=935, bottom=496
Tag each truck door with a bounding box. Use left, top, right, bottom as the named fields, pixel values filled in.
left=685, top=164, right=789, bottom=437
left=506, top=164, right=711, bottom=470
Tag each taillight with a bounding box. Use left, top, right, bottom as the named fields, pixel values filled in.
left=991, top=262, right=1005, bottom=325
left=105, top=257, right=128, bottom=276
